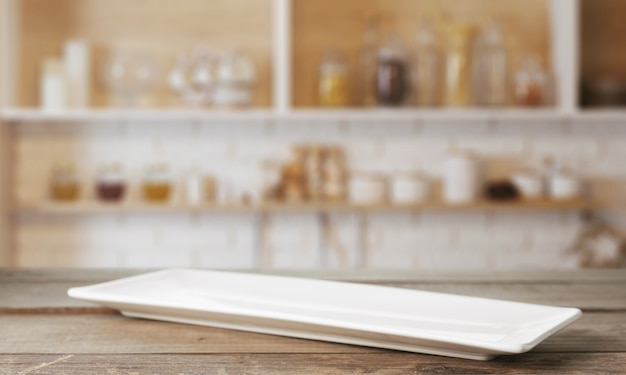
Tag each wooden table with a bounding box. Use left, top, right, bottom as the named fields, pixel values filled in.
left=1, top=269, right=625, bottom=374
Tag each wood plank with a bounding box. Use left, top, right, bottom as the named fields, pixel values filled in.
left=3, top=268, right=625, bottom=283
left=2, top=270, right=625, bottom=311
left=2, top=353, right=625, bottom=374
left=0, top=312, right=623, bottom=354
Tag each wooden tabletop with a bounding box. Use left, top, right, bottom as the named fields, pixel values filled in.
left=1, top=268, right=625, bottom=374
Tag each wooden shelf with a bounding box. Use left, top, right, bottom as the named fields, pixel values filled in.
left=0, top=107, right=575, bottom=123
left=13, top=199, right=593, bottom=215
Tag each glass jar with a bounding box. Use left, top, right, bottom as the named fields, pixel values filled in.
left=95, top=164, right=126, bottom=203
left=444, top=23, right=475, bottom=107
left=357, top=20, right=379, bottom=107
left=322, top=147, right=347, bottom=202
left=143, top=164, right=172, bottom=203
left=49, top=162, right=80, bottom=202
left=214, top=50, right=255, bottom=108
left=318, top=49, right=350, bottom=107
left=514, top=56, right=550, bottom=107
left=376, top=34, right=409, bottom=106
left=472, top=22, right=508, bottom=107
left=412, top=21, right=442, bottom=107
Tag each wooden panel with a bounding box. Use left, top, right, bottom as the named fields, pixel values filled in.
left=2, top=353, right=626, bottom=374
left=1, top=269, right=625, bottom=374
left=0, top=0, right=14, bottom=266
left=18, top=0, right=273, bottom=108
left=292, top=0, right=551, bottom=107
left=581, top=0, right=626, bottom=80
left=1, top=312, right=624, bottom=354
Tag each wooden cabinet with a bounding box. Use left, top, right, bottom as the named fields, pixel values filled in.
left=0, top=0, right=609, bottom=268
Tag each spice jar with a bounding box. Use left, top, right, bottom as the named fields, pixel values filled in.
left=514, top=56, right=550, bottom=107
left=49, top=162, right=80, bottom=202
left=95, top=164, right=126, bottom=203
left=143, top=163, right=172, bottom=203
left=318, top=49, right=350, bottom=107
left=279, top=146, right=308, bottom=202
left=376, top=34, right=409, bottom=106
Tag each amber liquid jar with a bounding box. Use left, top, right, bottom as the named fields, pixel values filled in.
left=143, top=164, right=172, bottom=203
left=49, top=163, right=80, bottom=202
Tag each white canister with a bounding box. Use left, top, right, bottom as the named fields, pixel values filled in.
left=511, top=170, right=543, bottom=199
left=349, top=173, right=387, bottom=205
left=549, top=171, right=581, bottom=200
left=442, top=152, right=482, bottom=204
left=391, top=173, right=431, bottom=204
left=40, top=58, right=67, bottom=111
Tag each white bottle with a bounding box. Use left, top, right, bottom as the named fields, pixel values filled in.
left=443, top=152, right=482, bottom=204
left=40, top=58, right=67, bottom=111
left=64, top=39, right=90, bottom=108
left=185, top=171, right=203, bottom=206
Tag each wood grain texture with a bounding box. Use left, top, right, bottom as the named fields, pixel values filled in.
left=18, top=0, right=273, bottom=108
left=2, top=353, right=626, bottom=375
left=1, top=312, right=623, bottom=354
left=292, top=0, right=551, bottom=107
left=581, top=0, right=626, bottom=80
left=1, top=269, right=625, bottom=373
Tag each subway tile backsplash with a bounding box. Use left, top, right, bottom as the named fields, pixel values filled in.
left=14, top=117, right=626, bottom=269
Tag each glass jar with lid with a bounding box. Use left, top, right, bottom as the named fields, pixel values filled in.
left=214, top=50, right=256, bottom=108
left=472, top=22, right=508, bottom=107
left=95, top=163, right=126, bottom=203
left=143, top=163, right=172, bottom=203
left=376, top=34, right=410, bottom=106
left=49, top=162, right=81, bottom=202
left=514, top=55, right=551, bottom=107
left=318, top=49, right=350, bottom=107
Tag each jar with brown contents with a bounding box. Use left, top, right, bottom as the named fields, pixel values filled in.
left=376, top=34, right=409, bottom=106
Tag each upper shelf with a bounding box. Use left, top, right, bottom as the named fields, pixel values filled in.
left=2, top=108, right=626, bottom=123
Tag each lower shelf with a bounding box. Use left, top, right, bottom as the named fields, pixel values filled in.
left=13, top=198, right=594, bottom=215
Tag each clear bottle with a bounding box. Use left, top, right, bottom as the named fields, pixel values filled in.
left=318, top=49, right=350, bottom=107
left=357, top=20, right=379, bottom=107
left=514, top=55, right=550, bottom=107
left=444, top=22, right=475, bottom=107
left=376, top=34, right=409, bottom=106
left=472, top=22, right=508, bottom=107
left=412, top=20, right=441, bottom=107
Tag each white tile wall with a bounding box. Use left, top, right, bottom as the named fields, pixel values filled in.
left=13, top=117, right=626, bottom=269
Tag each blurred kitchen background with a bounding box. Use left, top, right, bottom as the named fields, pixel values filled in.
left=0, top=0, right=625, bottom=269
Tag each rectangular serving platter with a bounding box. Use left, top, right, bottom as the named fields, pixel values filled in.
left=68, top=269, right=581, bottom=360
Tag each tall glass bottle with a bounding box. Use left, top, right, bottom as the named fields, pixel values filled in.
left=357, top=20, right=379, bottom=107
left=472, top=22, right=508, bottom=106
left=412, top=20, right=441, bottom=107
left=376, top=34, right=409, bottom=106
left=444, top=22, right=475, bottom=107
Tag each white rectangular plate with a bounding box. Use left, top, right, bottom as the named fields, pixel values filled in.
left=68, top=269, right=581, bottom=360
